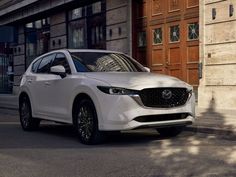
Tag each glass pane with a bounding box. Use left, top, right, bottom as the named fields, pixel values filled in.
left=37, top=54, right=55, bottom=73
left=26, top=22, right=33, bottom=28
left=138, top=31, right=147, bottom=47
left=170, top=25, right=180, bottom=42
left=71, top=52, right=146, bottom=72
left=153, top=28, right=162, bottom=44
left=68, top=21, right=86, bottom=48
left=71, top=7, right=84, bottom=20
left=32, top=58, right=42, bottom=73
left=188, top=22, right=199, bottom=40
left=35, top=20, right=42, bottom=29
left=92, top=1, right=102, bottom=14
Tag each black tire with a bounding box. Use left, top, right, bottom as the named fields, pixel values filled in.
left=19, top=96, right=40, bottom=131
left=74, top=99, right=105, bottom=145
left=157, top=126, right=184, bottom=137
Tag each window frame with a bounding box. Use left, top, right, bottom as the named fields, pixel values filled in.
left=36, top=53, right=56, bottom=74
left=31, top=57, right=43, bottom=73
left=153, top=27, right=163, bottom=45
left=51, top=52, right=72, bottom=74
left=187, top=22, right=199, bottom=41
left=169, top=25, right=180, bottom=43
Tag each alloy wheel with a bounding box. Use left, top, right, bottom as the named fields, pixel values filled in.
left=77, top=105, right=94, bottom=141
left=20, top=100, right=31, bottom=128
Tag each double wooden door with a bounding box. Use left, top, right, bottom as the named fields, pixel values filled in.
left=133, top=0, right=199, bottom=87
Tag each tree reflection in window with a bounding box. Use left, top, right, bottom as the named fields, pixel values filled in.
left=188, top=22, right=199, bottom=40
left=170, top=25, right=180, bottom=42
left=153, top=28, right=162, bottom=44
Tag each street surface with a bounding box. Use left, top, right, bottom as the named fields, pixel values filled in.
left=0, top=108, right=236, bottom=177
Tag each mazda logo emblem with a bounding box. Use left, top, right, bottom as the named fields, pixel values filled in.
left=162, top=90, right=172, bottom=100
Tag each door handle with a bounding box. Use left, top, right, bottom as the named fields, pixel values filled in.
left=45, top=82, right=51, bottom=86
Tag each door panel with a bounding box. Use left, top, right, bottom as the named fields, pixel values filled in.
left=184, top=18, right=199, bottom=86
left=133, top=0, right=199, bottom=86
left=150, top=24, right=165, bottom=73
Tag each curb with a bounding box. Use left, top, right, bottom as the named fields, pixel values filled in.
left=0, top=106, right=18, bottom=111
left=185, top=126, right=236, bottom=137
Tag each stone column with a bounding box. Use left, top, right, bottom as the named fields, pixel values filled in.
left=106, top=0, right=132, bottom=55
left=50, top=11, right=67, bottom=50
left=198, top=0, right=236, bottom=115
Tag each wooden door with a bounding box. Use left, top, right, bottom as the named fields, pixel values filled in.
left=133, top=0, right=199, bottom=86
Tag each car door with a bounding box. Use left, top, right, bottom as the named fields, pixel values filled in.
left=33, top=53, right=57, bottom=117
left=43, top=53, right=74, bottom=122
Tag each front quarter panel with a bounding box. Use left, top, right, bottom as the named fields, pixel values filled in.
left=69, top=75, right=110, bottom=126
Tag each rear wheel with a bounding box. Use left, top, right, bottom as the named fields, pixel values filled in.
left=74, top=99, right=105, bottom=145
left=157, top=126, right=184, bottom=137
left=19, top=96, right=40, bottom=131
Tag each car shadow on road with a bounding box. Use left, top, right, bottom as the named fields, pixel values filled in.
left=0, top=120, right=197, bottom=149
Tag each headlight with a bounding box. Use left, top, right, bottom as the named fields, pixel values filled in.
left=97, top=86, right=139, bottom=95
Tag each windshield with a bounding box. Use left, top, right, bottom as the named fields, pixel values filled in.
left=70, top=52, right=146, bottom=72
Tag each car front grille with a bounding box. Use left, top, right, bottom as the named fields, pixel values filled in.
left=139, top=88, right=191, bottom=108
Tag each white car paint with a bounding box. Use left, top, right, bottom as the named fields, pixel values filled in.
left=19, top=49, right=195, bottom=131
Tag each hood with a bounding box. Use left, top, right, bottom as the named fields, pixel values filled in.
left=84, top=72, right=191, bottom=90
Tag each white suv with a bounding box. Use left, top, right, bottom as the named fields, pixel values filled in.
left=19, top=49, right=195, bottom=144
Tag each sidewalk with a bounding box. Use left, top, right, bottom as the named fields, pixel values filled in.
left=0, top=94, right=18, bottom=110
left=186, top=107, right=236, bottom=136
left=0, top=94, right=235, bottom=136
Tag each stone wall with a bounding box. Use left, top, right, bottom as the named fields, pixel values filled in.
left=12, top=25, right=25, bottom=94
left=198, top=0, right=236, bottom=113
left=106, top=0, right=132, bottom=55
left=50, top=12, right=67, bottom=50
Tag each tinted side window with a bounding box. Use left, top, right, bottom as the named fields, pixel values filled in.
left=37, top=54, right=55, bottom=73
left=72, top=56, right=90, bottom=72
left=52, top=53, right=71, bottom=74
left=31, top=58, right=42, bottom=73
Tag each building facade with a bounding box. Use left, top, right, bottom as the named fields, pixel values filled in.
left=132, top=0, right=199, bottom=89
left=198, top=0, right=236, bottom=114
left=0, top=0, right=132, bottom=94
left=0, top=0, right=235, bottom=115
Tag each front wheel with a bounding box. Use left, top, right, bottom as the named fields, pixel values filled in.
left=19, top=96, right=40, bottom=131
left=156, top=126, right=184, bottom=137
left=74, top=99, right=105, bottom=145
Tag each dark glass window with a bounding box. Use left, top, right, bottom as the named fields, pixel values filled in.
left=68, top=20, right=87, bottom=49
left=52, top=53, right=71, bottom=74
left=138, top=31, right=147, bottom=47
left=70, top=52, right=146, bottom=72
left=188, top=22, right=199, bottom=40
left=25, top=18, right=50, bottom=67
left=37, top=54, right=55, bottom=73
left=68, top=1, right=106, bottom=49
left=170, top=25, right=180, bottom=42
left=91, top=2, right=102, bottom=14
left=69, top=7, right=86, bottom=20
left=31, top=58, right=42, bottom=73
left=153, top=28, right=162, bottom=44
left=71, top=56, right=90, bottom=72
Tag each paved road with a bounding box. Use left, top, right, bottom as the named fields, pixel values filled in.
left=0, top=109, right=236, bottom=177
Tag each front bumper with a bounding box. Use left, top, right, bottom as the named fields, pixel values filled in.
left=96, top=92, right=195, bottom=131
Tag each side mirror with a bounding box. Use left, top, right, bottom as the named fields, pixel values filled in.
left=50, top=65, right=66, bottom=78
left=144, top=67, right=151, bottom=72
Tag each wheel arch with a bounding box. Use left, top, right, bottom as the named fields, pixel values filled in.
left=19, top=92, right=30, bottom=107
left=72, top=93, right=94, bottom=125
